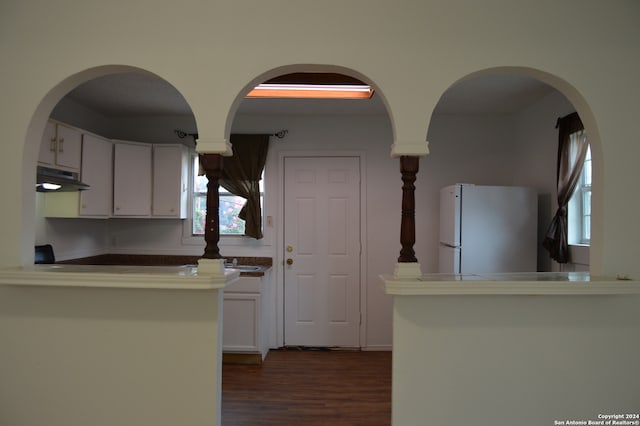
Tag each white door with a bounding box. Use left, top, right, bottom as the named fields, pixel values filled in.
left=283, top=157, right=361, bottom=347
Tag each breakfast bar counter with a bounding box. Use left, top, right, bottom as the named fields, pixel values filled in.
left=0, top=263, right=238, bottom=289
left=382, top=272, right=640, bottom=426
left=0, top=260, right=236, bottom=426
left=382, top=271, right=640, bottom=295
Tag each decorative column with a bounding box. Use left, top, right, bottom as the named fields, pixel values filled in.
left=200, top=154, right=223, bottom=259
left=198, top=153, right=226, bottom=275
left=394, top=156, right=422, bottom=278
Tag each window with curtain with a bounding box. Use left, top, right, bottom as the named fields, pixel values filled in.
left=192, top=156, right=265, bottom=236
left=543, top=112, right=589, bottom=263
left=192, top=134, right=270, bottom=239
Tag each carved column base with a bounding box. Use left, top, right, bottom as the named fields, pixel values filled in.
left=197, top=258, right=226, bottom=276
left=393, top=262, right=423, bottom=279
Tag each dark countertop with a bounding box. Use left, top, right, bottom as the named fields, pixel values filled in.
left=59, top=254, right=272, bottom=276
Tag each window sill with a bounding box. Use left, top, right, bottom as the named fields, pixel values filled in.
left=568, top=244, right=590, bottom=266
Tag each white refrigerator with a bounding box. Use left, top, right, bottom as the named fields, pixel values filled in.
left=438, top=184, right=538, bottom=274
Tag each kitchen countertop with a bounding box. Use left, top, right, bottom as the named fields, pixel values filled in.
left=58, top=254, right=273, bottom=277
left=382, top=272, right=640, bottom=295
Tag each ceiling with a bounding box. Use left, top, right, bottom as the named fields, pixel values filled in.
left=64, top=72, right=555, bottom=118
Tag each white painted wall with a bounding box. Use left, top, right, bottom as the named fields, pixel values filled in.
left=392, top=294, right=640, bottom=426
left=0, top=283, right=223, bottom=426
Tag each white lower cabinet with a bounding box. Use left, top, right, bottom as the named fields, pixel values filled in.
left=222, top=275, right=269, bottom=360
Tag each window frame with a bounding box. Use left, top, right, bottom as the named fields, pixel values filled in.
left=568, top=143, right=591, bottom=246
left=190, top=154, right=265, bottom=237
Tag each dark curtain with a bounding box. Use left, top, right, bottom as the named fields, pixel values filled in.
left=220, top=134, right=270, bottom=239
left=542, top=112, right=589, bottom=263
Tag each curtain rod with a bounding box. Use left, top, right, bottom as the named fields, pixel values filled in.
left=174, top=129, right=288, bottom=140
left=272, top=129, right=288, bottom=139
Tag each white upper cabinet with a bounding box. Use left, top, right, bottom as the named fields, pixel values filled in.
left=152, top=144, right=188, bottom=218
left=113, top=141, right=152, bottom=217
left=79, top=134, right=113, bottom=217
left=43, top=133, right=114, bottom=219
left=40, top=123, right=189, bottom=220
left=38, top=120, right=82, bottom=172
left=113, top=141, right=188, bottom=218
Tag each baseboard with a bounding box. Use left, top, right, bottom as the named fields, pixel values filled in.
left=361, top=345, right=392, bottom=351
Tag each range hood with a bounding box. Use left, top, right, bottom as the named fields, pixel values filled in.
left=36, top=166, right=90, bottom=192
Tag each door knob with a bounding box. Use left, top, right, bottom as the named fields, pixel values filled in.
left=286, top=258, right=293, bottom=266
left=286, top=245, right=293, bottom=252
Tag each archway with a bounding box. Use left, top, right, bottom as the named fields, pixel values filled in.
left=424, top=67, right=602, bottom=274
left=25, top=66, right=197, bottom=264
left=222, top=64, right=395, bottom=147
left=220, top=66, right=396, bottom=346
left=216, top=66, right=397, bottom=424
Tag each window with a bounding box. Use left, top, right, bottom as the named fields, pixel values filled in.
left=191, top=156, right=264, bottom=236
left=568, top=142, right=591, bottom=245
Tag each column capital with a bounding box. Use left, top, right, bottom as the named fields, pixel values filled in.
left=196, top=138, right=233, bottom=156
left=391, top=140, right=430, bottom=158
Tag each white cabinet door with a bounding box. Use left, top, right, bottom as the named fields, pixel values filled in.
left=152, top=144, right=188, bottom=218
left=79, top=134, right=113, bottom=217
left=223, top=275, right=269, bottom=359
left=223, top=293, right=261, bottom=352
left=113, top=142, right=152, bottom=216
left=55, top=124, right=82, bottom=171
left=37, top=121, right=82, bottom=172
left=38, top=121, right=57, bottom=166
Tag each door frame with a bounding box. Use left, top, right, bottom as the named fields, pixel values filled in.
left=275, top=151, right=368, bottom=348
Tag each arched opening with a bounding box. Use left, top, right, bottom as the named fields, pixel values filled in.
left=219, top=64, right=396, bottom=346
left=424, top=67, right=601, bottom=274
left=217, top=67, right=395, bottom=424
left=28, top=67, right=198, bottom=264
left=224, top=64, right=395, bottom=143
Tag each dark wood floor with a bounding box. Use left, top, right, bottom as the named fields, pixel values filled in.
left=222, top=348, right=392, bottom=426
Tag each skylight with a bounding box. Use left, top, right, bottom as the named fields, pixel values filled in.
left=245, top=73, right=374, bottom=99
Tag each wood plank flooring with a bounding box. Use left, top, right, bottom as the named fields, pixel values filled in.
left=222, top=348, right=392, bottom=426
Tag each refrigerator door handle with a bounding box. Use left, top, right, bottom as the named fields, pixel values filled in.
left=440, top=242, right=460, bottom=249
